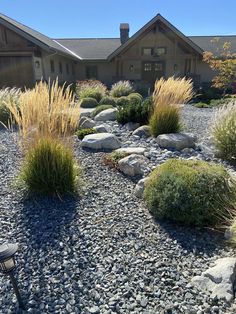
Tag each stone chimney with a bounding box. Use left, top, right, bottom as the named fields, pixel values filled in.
left=120, top=23, right=129, bottom=44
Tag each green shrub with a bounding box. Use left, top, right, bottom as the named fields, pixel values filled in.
left=117, top=98, right=153, bottom=125
left=99, top=96, right=116, bottom=107
left=209, top=98, right=232, bottom=107
left=91, top=105, right=114, bottom=118
left=76, top=80, right=107, bottom=102
left=194, top=102, right=210, bottom=108
left=110, top=80, right=133, bottom=97
left=21, top=138, right=79, bottom=195
left=76, top=128, right=97, bottom=139
left=212, top=103, right=236, bottom=161
left=144, top=159, right=236, bottom=226
left=115, top=96, right=130, bottom=107
left=79, top=97, right=98, bottom=108
left=0, top=87, right=20, bottom=127
left=128, top=93, right=143, bottom=105
left=149, top=105, right=181, bottom=137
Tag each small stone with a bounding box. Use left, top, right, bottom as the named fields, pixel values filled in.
left=88, top=306, right=100, bottom=314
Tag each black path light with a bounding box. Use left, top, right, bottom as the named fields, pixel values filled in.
left=0, top=243, right=25, bottom=310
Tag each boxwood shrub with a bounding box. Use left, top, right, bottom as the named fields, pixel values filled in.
left=80, top=97, right=98, bottom=108
left=128, top=93, right=143, bottom=105
left=99, top=96, right=116, bottom=107
left=144, top=159, right=236, bottom=226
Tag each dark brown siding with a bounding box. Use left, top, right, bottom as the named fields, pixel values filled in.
left=0, top=56, right=34, bottom=88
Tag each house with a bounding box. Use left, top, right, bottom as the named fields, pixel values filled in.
left=0, top=12, right=235, bottom=89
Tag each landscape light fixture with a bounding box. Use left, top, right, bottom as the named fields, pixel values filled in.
left=0, top=243, right=25, bottom=310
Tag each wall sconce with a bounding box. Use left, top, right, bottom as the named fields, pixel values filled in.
left=0, top=243, right=25, bottom=310
left=35, top=60, right=40, bottom=69
left=129, top=65, right=134, bottom=72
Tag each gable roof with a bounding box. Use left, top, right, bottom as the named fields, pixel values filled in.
left=108, top=14, right=204, bottom=60
left=55, top=38, right=121, bottom=60
left=189, top=35, right=236, bottom=56
left=0, top=13, right=80, bottom=60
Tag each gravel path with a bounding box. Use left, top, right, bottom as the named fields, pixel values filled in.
left=0, top=107, right=236, bottom=313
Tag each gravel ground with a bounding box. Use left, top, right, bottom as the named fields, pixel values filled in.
left=0, top=106, right=236, bottom=314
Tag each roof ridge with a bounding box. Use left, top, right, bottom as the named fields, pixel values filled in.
left=55, top=37, right=120, bottom=40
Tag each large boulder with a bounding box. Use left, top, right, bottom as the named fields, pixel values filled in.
left=79, top=117, right=96, bottom=129
left=118, top=154, right=148, bottom=177
left=81, top=133, right=121, bottom=151
left=94, top=124, right=109, bottom=133
left=132, top=125, right=150, bottom=138
left=134, top=177, right=149, bottom=198
left=94, top=108, right=117, bottom=121
left=115, top=147, right=146, bottom=155
left=191, top=257, right=236, bottom=302
left=156, top=133, right=197, bottom=150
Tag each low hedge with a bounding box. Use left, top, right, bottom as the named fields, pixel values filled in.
left=144, top=159, right=236, bottom=226
left=80, top=97, right=98, bottom=108
left=99, top=96, right=116, bottom=107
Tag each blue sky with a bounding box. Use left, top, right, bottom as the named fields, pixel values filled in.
left=0, top=0, right=235, bottom=38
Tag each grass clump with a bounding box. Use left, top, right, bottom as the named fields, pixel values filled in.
left=115, top=96, right=130, bottom=107
left=5, top=80, right=80, bottom=148
left=80, top=97, right=98, bottom=108
left=91, top=105, right=114, bottom=118
left=110, top=80, right=133, bottom=97
left=76, top=128, right=97, bottom=140
left=211, top=102, right=236, bottom=161
left=103, top=151, right=128, bottom=169
left=0, top=87, right=20, bottom=127
left=76, top=80, right=107, bottom=102
left=128, top=93, right=143, bottom=105
left=149, top=77, right=193, bottom=137
left=99, top=96, right=116, bottom=107
left=21, top=138, right=79, bottom=196
left=144, top=159, right=236, bottom=227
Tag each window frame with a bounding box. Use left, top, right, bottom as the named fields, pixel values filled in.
left=142, top=47, right=154, bottom=56
left=155, top=47, right=167, bottom=56
left=86, top=65, right=98, bottom=79
left=59, top=61, right=63, bottom=74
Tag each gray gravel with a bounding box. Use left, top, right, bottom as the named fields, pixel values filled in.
left=0, top=106, right=236, bottom=313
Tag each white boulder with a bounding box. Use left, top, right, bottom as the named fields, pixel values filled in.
left=79, top=117, right=95, bottom=129
left=118, top=154, right=148, bottom=177
left=94, top=124, right=109, bottom=133
left=115, top=147, right=146, bottom=155
left=134, top=177, right=149, bottom=198
left=191, top=257, right=236, bottom=302
left=156, top=133, right=197, bottom=150
left=94, top=108, right=117, bottom=121
left=132, top=125, right=150, bottom=137
left=81, top=133, right=121, bottom=151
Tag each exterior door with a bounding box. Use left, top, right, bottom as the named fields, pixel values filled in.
left=142, top=61, right=165, bottom=84
left=0, top=56, right=34, bottom=88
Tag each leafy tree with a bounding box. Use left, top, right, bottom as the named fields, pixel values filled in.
left=203, top=38, right=236, bottom=94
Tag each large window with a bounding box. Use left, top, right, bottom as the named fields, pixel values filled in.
left=155, top=47, right=166, bottom=55
left=142, top=47, right=154, bottom=56
left=86, top=65, right=98, bottom=79
left=66, top=63, right=70, bottom=75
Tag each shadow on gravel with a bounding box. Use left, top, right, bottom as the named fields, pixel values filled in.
left=157, top=220, right=226, bottom=256
left=18, top=195, right=79, bottom=312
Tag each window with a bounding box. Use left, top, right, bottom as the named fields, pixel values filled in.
left=155, top=47, right=166, bottom=55
left=59, top=62, right=63, bottom=74
left=72, top=64, right=75, bottom=76
left=50, top=60, right=55, bottom=73
left=86, top=65, right=98, bottom=79
left=66, top=63, right=70, bottom=75
left=142, top=48, right=153, bottom=56
left=144, top=63, right=152, bottom=71
left=154, top=63, right=163, bottom=71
